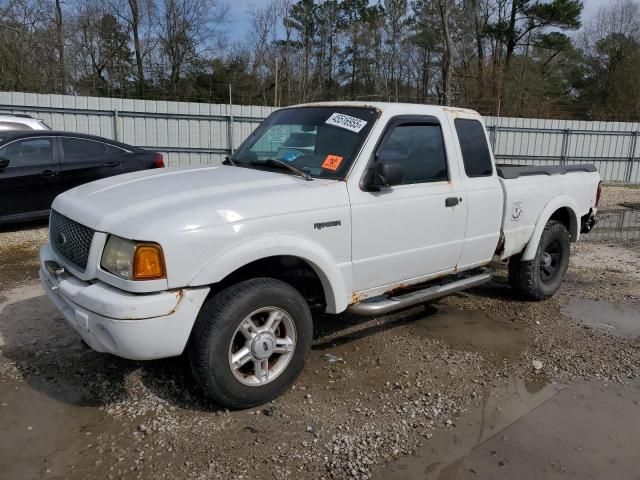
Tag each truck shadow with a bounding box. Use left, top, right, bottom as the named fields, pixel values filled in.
left=0, top=293, right=222, bottom=412
left=312, top=305, right=436, bottom=350
left=310, top=277, right=519, bottom=351
left=0, top=281, right=523, bottom=413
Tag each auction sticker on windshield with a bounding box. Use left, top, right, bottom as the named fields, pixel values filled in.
left=321, top=154, right=344, bottom=171
left=267, top=126, right=287, bottom=143
left=325, top=113, right=368, bottom=133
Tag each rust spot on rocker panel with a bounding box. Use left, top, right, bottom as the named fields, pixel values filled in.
left=351, top=291, right=366, bottom=305
left=349, top=270, right=461, bottom=307
left=386, top=283, right=411, bottom=298
left=495, top=233, right=506, bottom=257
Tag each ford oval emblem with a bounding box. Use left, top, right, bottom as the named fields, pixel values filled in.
left=511, top=203, right=522, bottom=220
left=57, top=232, right=67, bottom=246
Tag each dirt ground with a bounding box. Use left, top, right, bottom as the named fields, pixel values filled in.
left=598, top=183, right=640, bottom=209
left=1, top=185, right=639, bottom=480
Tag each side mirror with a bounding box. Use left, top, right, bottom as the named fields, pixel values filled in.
left=363, top=159, right=404, bottom=191
left=0, top=157, right=9, bottom=170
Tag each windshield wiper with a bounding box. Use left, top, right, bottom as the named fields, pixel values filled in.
left=250, top=158, right=313, bottom=181
left=223, top=155, right=237, bottom=166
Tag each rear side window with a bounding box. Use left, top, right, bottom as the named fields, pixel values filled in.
left=105, top=144, right=127, bottom=156
left=377, top=123, right=448, bottom=184
left=454, top=119, right=493, bottom=177
left=0, top=138, right=53, bottom=167
left=62, top=138, right=123, bottom=162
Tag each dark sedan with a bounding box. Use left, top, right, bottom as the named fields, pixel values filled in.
left=0, top=131, right=164, bottom=223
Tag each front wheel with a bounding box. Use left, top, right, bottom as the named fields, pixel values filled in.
left=508, top=220, right=571, bottom=300
left=187, top=278, right=313, bottom=409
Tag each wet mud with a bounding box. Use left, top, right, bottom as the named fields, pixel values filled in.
left=562, top=299, right=640, bottom=338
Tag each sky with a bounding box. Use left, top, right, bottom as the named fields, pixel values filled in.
left=226, top=0, right=605, bottom=42
left=226, top=0, right=254, bottom=41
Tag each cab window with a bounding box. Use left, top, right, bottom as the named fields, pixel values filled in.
left=454, top=119, right=493, bottom=177
left=377, top=122, right=448, bottom=184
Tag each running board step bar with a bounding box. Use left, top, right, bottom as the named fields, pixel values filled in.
left=348, top=271, right=491, bottom=316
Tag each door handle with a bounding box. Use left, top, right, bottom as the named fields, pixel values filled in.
left=39, top=169, right=57, bottom=177
left=103, top=161, right=119, bottom=167
left=445, top=197, right=461, bottom=207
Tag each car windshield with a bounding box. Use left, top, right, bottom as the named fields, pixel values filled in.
left=230, top=106, right=378, bottom=180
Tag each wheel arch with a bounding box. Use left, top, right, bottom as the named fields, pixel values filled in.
left=188, top=235, right=350, bottom=314
left=521, top=196, right=579, bottom=261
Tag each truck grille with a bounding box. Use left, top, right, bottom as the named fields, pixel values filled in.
left=50, top=210, right=95, bottom=271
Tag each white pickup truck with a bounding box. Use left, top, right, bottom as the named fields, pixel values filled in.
left=40, top=102, right=601, bottom=408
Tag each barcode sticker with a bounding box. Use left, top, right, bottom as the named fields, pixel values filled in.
left=325, top=113, right=368, bottom=133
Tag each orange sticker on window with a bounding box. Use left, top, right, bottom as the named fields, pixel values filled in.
left=322, top=154, right=344, bottom=171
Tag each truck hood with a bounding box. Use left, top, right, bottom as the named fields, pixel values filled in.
left=52, top=165, right=345, bottom=239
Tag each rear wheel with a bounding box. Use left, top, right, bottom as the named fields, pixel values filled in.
left=187, top=278, right=312, bottom=409
left=508, top=220, right=570, bottom=300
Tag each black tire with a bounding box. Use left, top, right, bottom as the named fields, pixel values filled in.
left=187, top=278, right=312, bottom=409
left=508, top=220, right=570, bottom=300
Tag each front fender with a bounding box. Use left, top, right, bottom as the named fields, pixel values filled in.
left=188, top=234, right=351, bottom=314
left=521, top=195, right=580, bottom=261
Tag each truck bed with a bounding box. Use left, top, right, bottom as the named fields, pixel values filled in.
left=498, top=165, right=600, bottom=260
left=496, top=164, right=597, bottom=179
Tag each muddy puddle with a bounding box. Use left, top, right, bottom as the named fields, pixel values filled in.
left=0, top=225, right=47, bottom=292
left=378, top=379, right=640, bottom=480
left=412, top=306, right=529, bottom=359
left=375, top=376, right=561, bottom=480
left=582, top=208, right=640, bottom=242
left=562, top=300, right=640, bottom=338
left=0, top=378, right=115, bottom=480
left=0, top=246, right=40, bottom=292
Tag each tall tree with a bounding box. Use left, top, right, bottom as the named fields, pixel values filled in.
left=125, top=0, right=147, bottom=97
left=409, top=0, right=441, bottom=102
left=55, top=0, right=66, bottom=93
left=315, top=0, right=341, bottom=98
left=572, top=0, right=640, bottom=119
left=286, top=0, right=316, bottom=101
left=493, top=0, right=582, bottom=106
left=75, top=5, right=133, bottom=95
left=384, top=0, right=409, bottom=101
left=437, top=0, right=452, bottom=104
left=157, top=0, right=227, bottom=94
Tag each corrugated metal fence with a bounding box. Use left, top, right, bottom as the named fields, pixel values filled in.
left=0, top=92, right=274, bottom=166
left=486, top=117, right=640, bottom=183
left=1, top=92, right=639, bottom=183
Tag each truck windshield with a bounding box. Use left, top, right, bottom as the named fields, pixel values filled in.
left=230, top=106, right=378, bottom=180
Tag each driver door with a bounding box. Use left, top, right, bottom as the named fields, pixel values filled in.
left=348, top=116, right=467, bottom=294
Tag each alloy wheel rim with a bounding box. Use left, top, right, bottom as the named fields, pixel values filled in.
left=228, top=307, right=296, bottom=386
left=540, top=240, right=561, bottom=282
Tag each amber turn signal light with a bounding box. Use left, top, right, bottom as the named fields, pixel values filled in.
left=133, top=244, right=166, bottom=280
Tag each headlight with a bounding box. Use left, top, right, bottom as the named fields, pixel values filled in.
left=101, top=235, right=166, bottom=280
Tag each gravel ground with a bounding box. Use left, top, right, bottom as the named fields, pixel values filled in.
left=599, top=183, right=640, bottom=209
left=1, top=185, right=639, bottom=480
left=0, top=221, right=47, bottom=292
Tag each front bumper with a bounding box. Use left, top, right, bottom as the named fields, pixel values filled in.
left=40, top=244, right=210, bottom=360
